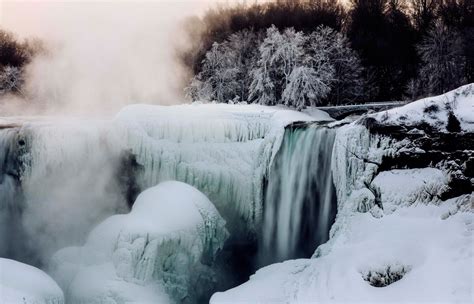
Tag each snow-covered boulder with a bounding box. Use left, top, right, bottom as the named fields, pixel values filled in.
left=0, top=258, right=64, bottom=304
left=50, top=181, right=228, bottom=303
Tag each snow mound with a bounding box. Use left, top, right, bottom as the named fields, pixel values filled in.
left=115, top=104, right=321, bottom=231
left=50, top=181, right=228, bottom=304
left=373, top=83, right=474, bottom=132
left=211, top=195, right=473, bottom=303
left=0, top=258, right=64, bottom=304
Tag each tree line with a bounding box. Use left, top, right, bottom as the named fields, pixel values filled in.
left=181, top=0, right=473, bottom=107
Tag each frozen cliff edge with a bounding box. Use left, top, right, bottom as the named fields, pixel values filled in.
left=211, top=85, right=474, bottom=303
left=50, top=181, right=228, bottom=304
left=114, top=104, right=329, bottom=233
left=0, top=258, right=64, bottom=304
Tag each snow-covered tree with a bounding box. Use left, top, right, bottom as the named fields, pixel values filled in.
left=249, top=26, right=306, bottom=105
left=278, top=25, right=335, bottom=108
left=187, top=42, right=240, bottom=103
left=307, top=25, right=365, bottom=105
left=249, top=26, right=281, bottom=105
left=321, top=27, right=365, bottom=104
left=225, top=30, right=262, bottom=102
left=417, top=22, right=466, bottom=95
left=274, top=28, right=306, bottom=87
left=185, top=77, right=213, bottom=101
left=282, top=66, right=331, bottom=109
left=0, top=65, right=23, bottom=95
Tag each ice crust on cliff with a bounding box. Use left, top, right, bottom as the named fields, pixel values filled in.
left=115, top=104, right=320, bottom=230
left=50, top=181, right=228, bottom=303
left=0, top=258, right=64, bottom=304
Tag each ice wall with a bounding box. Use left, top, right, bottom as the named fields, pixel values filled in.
left=261, top=125, right=337, bottom=264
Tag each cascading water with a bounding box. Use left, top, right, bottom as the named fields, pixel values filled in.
left=260, top=124, right=337, bottom=265
left=0, top=128, right=26, bottom=261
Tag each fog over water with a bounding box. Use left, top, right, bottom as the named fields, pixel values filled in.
left=0, top=0, right=241, bottom=115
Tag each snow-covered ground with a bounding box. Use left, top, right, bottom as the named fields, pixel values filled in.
left=50, top=181, right=228, bottom=303
left=211, top=85, right=474, bottom=303
left=0, top=258, right=64, bottom=304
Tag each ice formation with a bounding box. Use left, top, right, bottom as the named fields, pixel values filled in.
left=1, top=104, right=329, bottom=303
left=261, top=125, right=336, bottom=264
left=115, top=104, right=319, bottom=232
left=50, top=181, right=228, bottom=303
left=0, top=258, right=64, bottom=304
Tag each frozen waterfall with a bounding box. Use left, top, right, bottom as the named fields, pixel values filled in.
left=261, top=124, right=337, bottom=264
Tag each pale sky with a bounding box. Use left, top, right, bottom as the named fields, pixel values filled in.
left=1, top=0, right=235, bottom=38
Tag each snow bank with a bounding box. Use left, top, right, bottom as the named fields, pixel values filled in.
left=115, top=104, right=322, bottom=230
left=50, top=181, right=228, bottom=303
left=0, top=258, right=64, bottom=304
left=373, top=83, right=474, bottom=132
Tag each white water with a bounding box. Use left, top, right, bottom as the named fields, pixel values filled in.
left=261, top=125, right=336, bottom=264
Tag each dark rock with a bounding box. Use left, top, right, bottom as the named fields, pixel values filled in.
left=446, top=112, right=461, bottom=133
left=465, top=158, right=474, bottom=177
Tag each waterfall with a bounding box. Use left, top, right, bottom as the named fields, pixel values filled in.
left=260, top=125, right=337, bottom=265
left=0, top=128, right=26, bottom=260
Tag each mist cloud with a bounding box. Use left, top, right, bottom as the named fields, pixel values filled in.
left=0, top=0, right=226, bottom=115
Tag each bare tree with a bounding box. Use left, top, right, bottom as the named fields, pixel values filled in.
left=417, top=21, right=466, bottom=95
